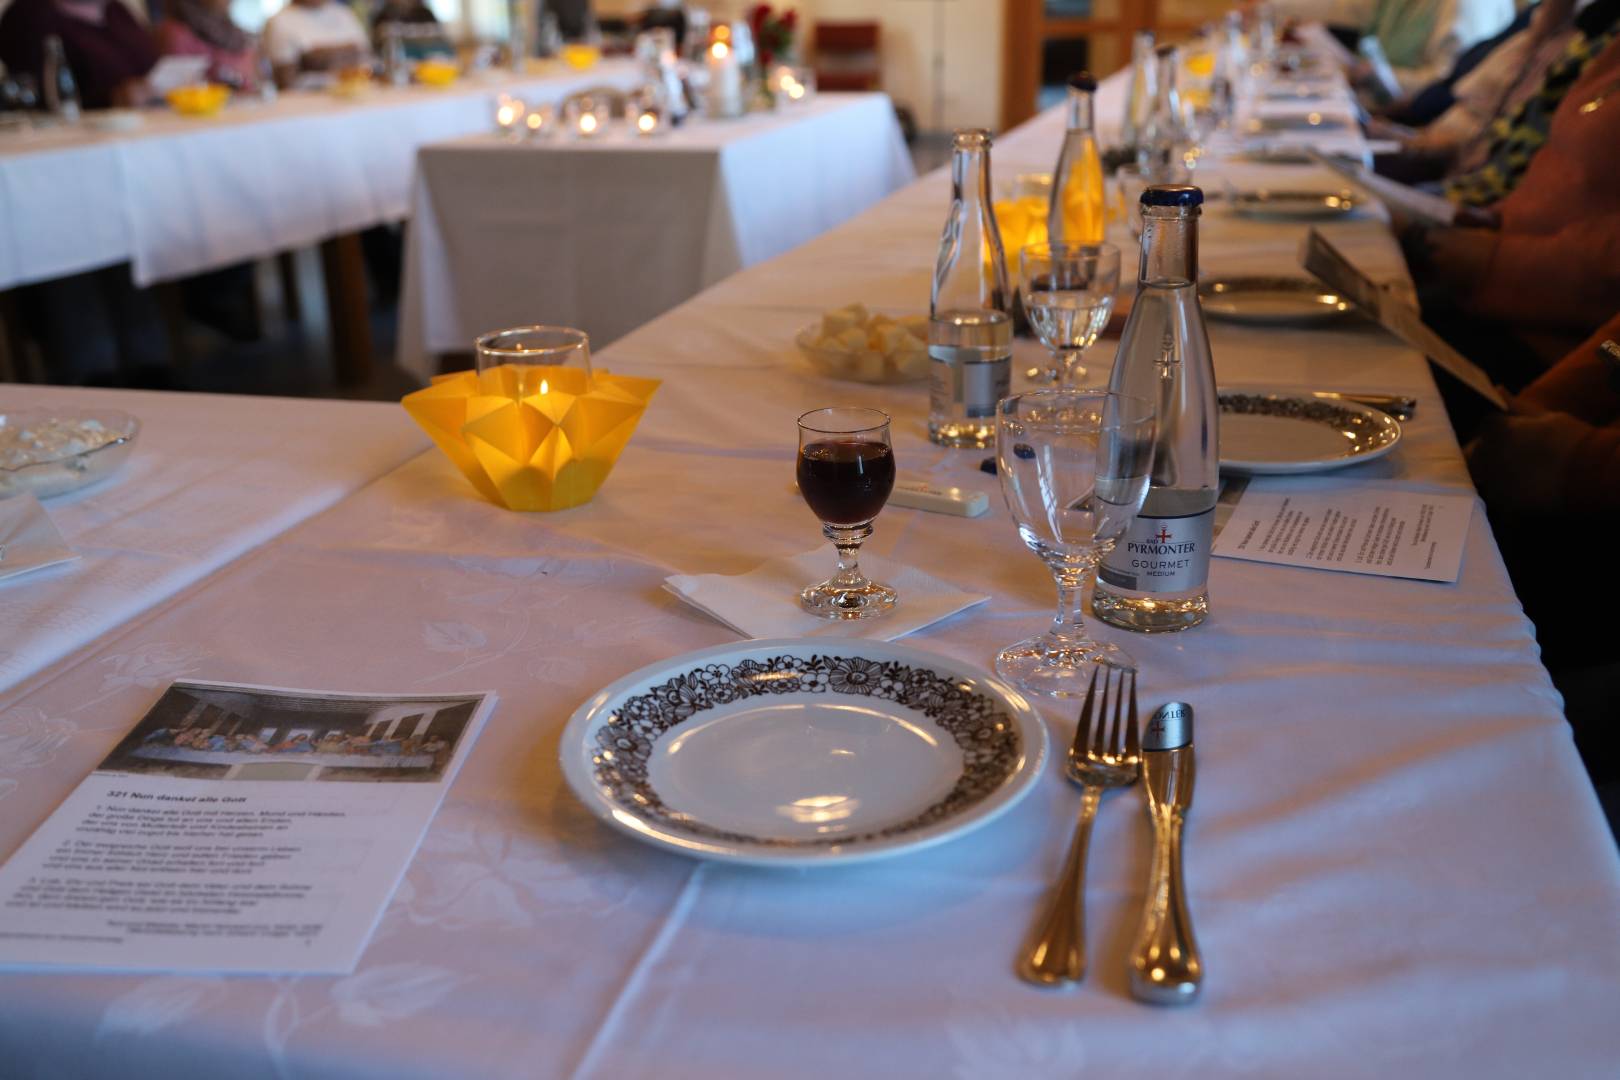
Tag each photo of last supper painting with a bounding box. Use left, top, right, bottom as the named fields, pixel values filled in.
left=95, top=682, right=483, bottom=784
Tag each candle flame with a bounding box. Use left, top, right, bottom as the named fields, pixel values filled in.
left=525, top=111, right=544, bottom=131
left=579, top=112, right=598, bottom=133
left=711, top=41, right=730, bottom=60
left=637, top=112, right=656, bottom=132
left=540, top=379, right=549, bottom=395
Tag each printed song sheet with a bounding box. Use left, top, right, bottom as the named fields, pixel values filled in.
left=1212, top=479, right=1472, bottom=583
left=0, top=681, right=495, bottom=974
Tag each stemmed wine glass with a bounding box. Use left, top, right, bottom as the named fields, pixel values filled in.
left=796, top=407, right=897, bottom=619
left=994, top=390, right=1156, bottom=694
left=1020, top=242, right=1120, bottom=387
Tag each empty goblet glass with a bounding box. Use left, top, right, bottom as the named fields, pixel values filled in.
left=994, top=390, right=1156, bottom=694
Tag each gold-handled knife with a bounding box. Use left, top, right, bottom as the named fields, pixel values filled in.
left=1129, top=702, right=1203, bottom=1004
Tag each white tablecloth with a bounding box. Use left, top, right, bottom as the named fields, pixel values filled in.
left=0, top=386, right=425, bottom=691
left=0, top=72, right=1616, bottom=1078
left=395, top=92, right=914, bottom=377
left=0, top=62, right=644, bottom=290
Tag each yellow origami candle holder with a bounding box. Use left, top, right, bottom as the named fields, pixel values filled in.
left=402, top=362, right=660, bottom=512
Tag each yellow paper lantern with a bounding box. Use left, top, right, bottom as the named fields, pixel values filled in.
left=402, top=364, right=660, bottom=511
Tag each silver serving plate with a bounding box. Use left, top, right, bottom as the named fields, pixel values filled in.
left=1201, top=276, right=1354, bottom=326
left=1229, top=188, right=1359, bottom=221
left=0, top=408, right=141, bottom=500
left=1218, top=389, right=1402, bottom=474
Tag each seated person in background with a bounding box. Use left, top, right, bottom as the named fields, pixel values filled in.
left=1443, top=0, right=1620, bottom=204
left=1359, top=0, right=1515, bottom=97
left=638, top=0, right=686, bottom=48
left=371, top=0, right=452, bottom=60
left=0, top=0, right=158, bottom=109
left=263, top=0, right=370, bottom=89
left=1403, top=32, right=1620, bottom=378
left=1370, top=0, right=1586, bottom=182
left=1381, top=1, right=1536, bottom=126
left=154, top=0, right=260, bottom=92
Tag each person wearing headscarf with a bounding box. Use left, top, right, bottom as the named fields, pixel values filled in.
left=154, top=0, right=259, bottom=91
left=0, top=0, right=158, bottom=109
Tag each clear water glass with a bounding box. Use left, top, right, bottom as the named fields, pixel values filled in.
left=994, top=390, right=1156, bottom=694
left=475, top=325, right=591, bottom=397
left=1019, top=242, right=1120, bottom=387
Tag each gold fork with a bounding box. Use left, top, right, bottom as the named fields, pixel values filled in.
left=1016, top=665, right=1140, bottom=986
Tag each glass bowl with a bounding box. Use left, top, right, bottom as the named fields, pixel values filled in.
left=795, top=322, right=929, bottom=385
left=0, top=408, right=141, bottom=500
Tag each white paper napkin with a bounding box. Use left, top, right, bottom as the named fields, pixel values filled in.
left=664, top=549, right=989, bottom=640
left=0, top=493, right=78, bottom=584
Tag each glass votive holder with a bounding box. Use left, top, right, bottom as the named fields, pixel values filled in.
left=475, top=325, right=592, bottom=398
left=523, top=104, right=554, bottom=139
left=630, top=86, right=666, bottom=136
left=495, top=94, right=526, bottom=137
left=772, top=65, right=814, bottom=104
left=563, top=94, right=611, bottom=138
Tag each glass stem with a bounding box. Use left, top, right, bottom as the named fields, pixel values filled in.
left=1057, top=346, right=1087, bottom=386
left=825, top=523, right=873, bottom=589
left=1049, top=563, right=1093, bottom=645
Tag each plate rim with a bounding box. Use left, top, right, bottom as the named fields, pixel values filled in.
left=1199, top=276, right=1353, bottom=325
left=1229, top=189, right=1358, bottom=220
left=559, top=637, right=1049, bottom=867
left=1218, top=386, right=1402, bottom=474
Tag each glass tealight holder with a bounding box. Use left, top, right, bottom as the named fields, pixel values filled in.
left=523, top=104, right=554, bottom=139
left=563, top=94, right=611, bottom=138
left=495, top=94, right=526, bottom=137
left=772, top=65, right=815, bottom=104
left=475, top=325, right=592, bottom=398
left=631, top=86, right=666, bottom=136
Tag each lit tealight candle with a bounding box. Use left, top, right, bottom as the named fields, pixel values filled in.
left=578, top=111, right=599, bottom=136
left=496, top=95, right=525, bottom=135
left=524, top=106, right=551, bottom=138
left=636, top=110, right=659, bottom=134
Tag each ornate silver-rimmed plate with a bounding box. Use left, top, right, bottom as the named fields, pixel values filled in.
left=561, top=639, right=1048, bottom=867
left=1201, top=277, right=1354, bottom=326
left=1219, top=389, right=1402, bottom=474
left=1230, top=189, right=1358, bottom=221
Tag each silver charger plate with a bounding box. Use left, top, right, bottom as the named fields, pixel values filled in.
left=1201, top=277, right=1354, bottom=326
left=1219, top=389, right=1402, bottom=474
left=561, top=639, right=1047, bottom=867
left=1229, top=188, right=1359, bottom=221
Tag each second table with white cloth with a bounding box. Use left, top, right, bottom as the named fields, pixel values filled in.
left=396, top=92, right=914, bottom=379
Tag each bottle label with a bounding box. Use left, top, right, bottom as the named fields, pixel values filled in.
left=1098, top=506, right=1214, bottom=593
left=928, top=346, right=1010, bottom=419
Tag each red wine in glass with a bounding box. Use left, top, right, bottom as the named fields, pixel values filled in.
left=797, top=439, right=896, bottom=525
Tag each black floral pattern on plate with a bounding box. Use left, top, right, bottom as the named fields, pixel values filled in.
left=1219, top=392, right=1398, bottom=454
left=590, top=654, right=1024, bottom=849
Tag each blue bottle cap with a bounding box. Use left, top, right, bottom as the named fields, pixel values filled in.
left=1140, top=185, right=1204, bottom=208
left=1067, top=71, right=1097, bottom=92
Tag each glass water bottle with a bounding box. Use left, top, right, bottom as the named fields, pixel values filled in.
left=1121, top=31, right=1157, bottom=150
left=1137, top=44, right=1187, bottom=180
left=1094, top=186, right=1218, bottom=632
left=928, top=129, right=1011, bottom=450
left=1048, top=72, right=1105, bottom=247
left=42, top=36, right=80, bottom=122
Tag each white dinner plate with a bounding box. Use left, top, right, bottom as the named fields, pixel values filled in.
left=1201, top=277, right=1354, bottom=326
left=560, top=639, right=1047, bottom=867
left=1219, top=389, right=1402, bottom=474
left=1229, top=188, right=1359, bottom=221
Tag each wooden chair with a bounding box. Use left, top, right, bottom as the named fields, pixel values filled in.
left=813, top=21, right=881, bottom=92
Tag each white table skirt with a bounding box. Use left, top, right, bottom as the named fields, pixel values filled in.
left=395, top=92, right=914, bottom=377
left=0, top=62, right=644, bottom=290
left=0, top=386, right=425, bottom=691
left=0, top=72, right=1616, bottom=1078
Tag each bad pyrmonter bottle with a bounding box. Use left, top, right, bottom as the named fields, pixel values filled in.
left=1121, top=31, right=1157, bottom=150
left=1094, top=186, right=1218, bottom=632
left=928, top=128, right=1011, bottom=449
left=1137, top=44, right=1187, bottom=180
left=1048, top=71, right=1105, bottom=247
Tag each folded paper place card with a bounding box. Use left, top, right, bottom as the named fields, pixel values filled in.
left=0, top=492, right=78, bottom=583
left=1212, top=478, right=1472, bottom=583
left=665, top=549, right=989, bottom=640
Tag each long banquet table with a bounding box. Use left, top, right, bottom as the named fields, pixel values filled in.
left=1, top=69, right=1617, bottom=1077
left=397, top=92, right=914, bottom=373
left=0, top=61, right=644, bottom=291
